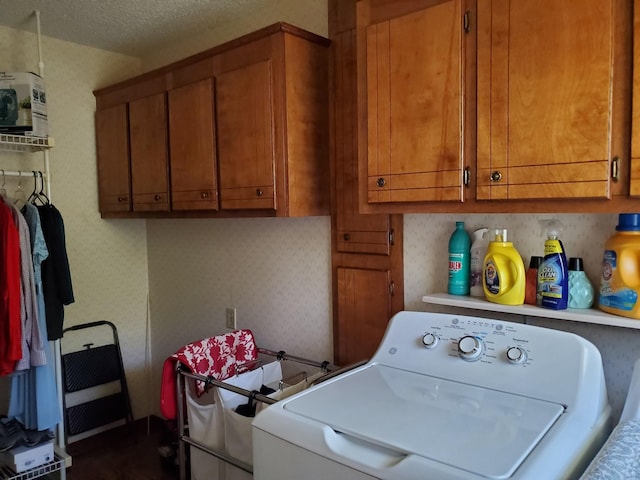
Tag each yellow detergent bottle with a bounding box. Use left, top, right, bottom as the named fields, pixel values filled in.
left=483, top=228, right=526, bottom=305
left=599, top=213, right=640, bottom=319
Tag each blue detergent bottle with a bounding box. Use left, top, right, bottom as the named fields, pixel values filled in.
left=448, top=221, right=471, bottom=295
left=538, top=219, right=569, bottom=310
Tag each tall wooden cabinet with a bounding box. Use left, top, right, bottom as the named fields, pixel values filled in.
left=94, top=23, right=330, bottom=218
left=330, top=0, right=404, bottom=366
left=358, top=0, right=466, bottom=205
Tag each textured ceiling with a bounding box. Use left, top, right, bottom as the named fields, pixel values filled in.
left=0, top=0, right=272, bottom=57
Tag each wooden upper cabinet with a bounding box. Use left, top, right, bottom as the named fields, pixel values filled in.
left=477, top=0, right=617, bottom=201
left=217, top=58, right=275, bottom=211
left=168, top=77, right=218, bottom=211
left=129, top=93, right=170, bottom=212
left=94, top=23, right=329, bottom=218
left=95, top=104, right=131, bottom=213
left=358, top=0, right=465, bottom=205
left=632, top=0, right=640, bottom=197
left=215, top=29, right=330, bottom=216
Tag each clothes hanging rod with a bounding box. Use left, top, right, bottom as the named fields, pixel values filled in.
left=1, top=169, right=48, bottom=177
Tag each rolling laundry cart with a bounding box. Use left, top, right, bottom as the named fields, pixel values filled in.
left=161, top=329, right=356, bottom=480
left=60, top=321, right=133, bottom=443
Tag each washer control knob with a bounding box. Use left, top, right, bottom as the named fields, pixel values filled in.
left=506, top=346, right=527, bottom=365
left=422, top=333, right=439, bottom=349
left=458, top=336, right=484, bottom=361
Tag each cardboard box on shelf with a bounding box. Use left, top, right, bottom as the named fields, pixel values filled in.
left=0, top=440, right=54, bottom=473
left=0, top=72, right=48, bottom=137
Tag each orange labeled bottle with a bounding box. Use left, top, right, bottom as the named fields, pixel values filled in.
left=599, top=213, right=640, bottom=319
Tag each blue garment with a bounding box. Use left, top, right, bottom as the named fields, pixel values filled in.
left=9, top=204, right=61, bottom=431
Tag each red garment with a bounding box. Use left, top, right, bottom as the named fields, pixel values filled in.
left=160, top=329, right=257, bottom=420
left=0, top=199, right=22, bottom=375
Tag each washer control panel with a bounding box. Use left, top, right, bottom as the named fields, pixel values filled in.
left=416, top=315, right=532, bottom=366
left=370, top=311, right=602, bottom=413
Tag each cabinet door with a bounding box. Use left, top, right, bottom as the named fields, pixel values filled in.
left=335, top=29, right=391, bottom=255
left=168, top=79, right=218, bottom=211
left=477, top=0, right=614, bottom=200
left=216, top=61, right=276, bottom=210
left=362, top=0, right=464, bottom=204
left=129, top=93, right=170, bottom=212
left=632, top=0, right=640, bottom=197
left=95, top=104, right=131, bottom=213
left=336, top=267, right=392, bottom=365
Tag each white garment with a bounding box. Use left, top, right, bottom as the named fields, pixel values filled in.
left=255, top=371, right=325, bottom=415
left=186, top=381, right=224, bottom=480
left=187, top=361, right=284, bottom=480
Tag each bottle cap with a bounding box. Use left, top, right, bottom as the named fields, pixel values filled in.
left=529, top=256, right=543, bottom=269
left=569, top=257, right=583, bottom=271
left=491, top=228, right=508, bottom=243
left=616, top=213, right=640, bottom=231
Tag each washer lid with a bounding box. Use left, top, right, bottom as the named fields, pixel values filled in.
left=283, top=364, right=564, bottom=479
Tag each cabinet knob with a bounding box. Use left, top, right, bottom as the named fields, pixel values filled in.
left=376, top=177, right=386, bottom=187
left=200, top=191, right=209, bottom=199
left=490, top=171, right=503, bottom=183
left=117, top=196, right=127, bottom=203
left=154, top=194, right=162, bottom=201
left=256, top=188, right=263, bottom=197
left=343, top=233, right=351, bottom=241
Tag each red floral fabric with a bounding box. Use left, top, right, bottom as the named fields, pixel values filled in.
left=160, top=329, right=257, bottom=420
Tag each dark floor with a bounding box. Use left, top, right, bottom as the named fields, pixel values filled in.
left=64, top=416, right=179, bottom=480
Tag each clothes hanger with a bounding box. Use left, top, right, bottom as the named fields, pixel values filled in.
left=38, top=171, right=50, bottom=205
left=29, top=171, right=49, bottom=206
left=0, top=170, right=6, bottom=198
left=27, top=171, right=40, bottom=204
left=13, top=171, right=27, bottom=209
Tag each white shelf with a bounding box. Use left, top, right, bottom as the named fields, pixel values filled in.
left=0, top=134, right=54, bottom=153
left=422, top=293, right=640, bottom=330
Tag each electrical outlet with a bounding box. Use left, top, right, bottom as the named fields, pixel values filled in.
left=226, top=307, right=237, bottom=329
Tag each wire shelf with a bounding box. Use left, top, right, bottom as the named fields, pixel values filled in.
left=0, top=135, right=54, bottom=153
left=0, top=451, right=65, bottom=480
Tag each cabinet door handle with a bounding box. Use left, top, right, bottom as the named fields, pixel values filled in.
left=256, top=188, right=263, bottom=197
left=463, top=167, right=470, bottom=186
left=154, top=194, right=162, bottom=201
left=117, top=196, right=127, bottom=203
left=376, top=177, right=386, bottom=187
left=343, top=233, right=351, bottom=241
left=490, top=171, right=502, bottom=183
left=611, top=156, right=619, bottom=182
left=200, top=191, right=209, bottom=199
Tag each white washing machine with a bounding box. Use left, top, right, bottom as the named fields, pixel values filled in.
left=252, top=311, right=612, bottom=480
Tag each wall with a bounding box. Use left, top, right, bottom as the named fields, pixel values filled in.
left=143, top=0, right=332, bottom=417
left=0, top=24, right=150, bottom=417
left=404, top=213, right=640, bottom=422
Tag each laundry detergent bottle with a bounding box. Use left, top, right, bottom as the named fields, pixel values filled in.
left=599, top=213, right=640, bottom=318
left=470, top=227, right=490, bottom=297
left=482, top=228, right=526, bottom=305
left=538, top=220, right=569, bottom=310
left=448, top=221, right=471, bottom=295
